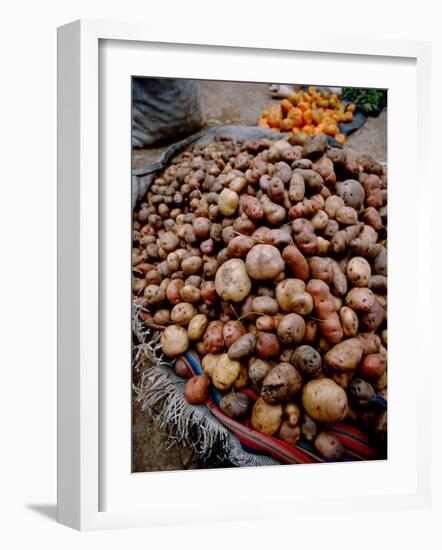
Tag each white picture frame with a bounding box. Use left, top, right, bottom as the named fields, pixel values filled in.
left=57, top=19, right=433, bottom=531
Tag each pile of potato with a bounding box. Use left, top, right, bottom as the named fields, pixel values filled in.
left=132, top=133, right=387, bottom=460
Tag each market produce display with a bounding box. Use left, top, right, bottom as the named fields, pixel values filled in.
left=258, top=86, right=356, bottom=144
left=132, top=132, right=387, bottom=461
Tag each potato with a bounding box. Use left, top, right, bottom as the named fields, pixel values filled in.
left=212, top=353, right=241, bottom=390
left=200, top=280, right=217, bottom=305
left=346, top=257, right=371, bottom=287
left=180, top=284, right=201, bottom=304
left=184, top=375, right=210, bottom=404
left=324, top=338, right=363, bottom=372
left=300, top=413, right=317, bottom=442
left=252, top=296, right=279, bottom=316
left=187, top=314, right=209, bottom=341
left=336, top=206, right=358, bottom=225
left=228, top=333, right=257, bottom=360
left=303, top=319, right=318, bottom=344
left=308, top=257, right=334, bottom=285
left=360, top=297, right=384, bottom=332
left=220, top=392, right=251, bottom=420
left=251, top=397, right=283, bottom=435
left=246, top=352, right=269, bottom=376
left=292, top=219, right=317, bottom=255
left=314, top=431, right=344, bottom=460
left=203, top=320, right=224, bottom=354
left=192, top=217, right=211, bottom=239
left=301, top=378, right=348, bottom=423
left=144, top=284, right=166, bottom=305
left=359, top=225, right=378, bottom=244
left=356, top=332, right=381, bottom=355
left=275, top=278, right=306, bottom=313
left=215, top=259, right=251, bottom=302
left=348, top=378, right=376, bottom=408
left=170, top=302, right=197, bottom=325
left=330, top=259, right=348, bottom=296
left=245, top=244, right=285, bottom=280
left=158, top=231, right=179, bottom=252
left=226, top=235, right=255, bottom=258
left=277, top=313, right=306, bottom=344
left=261, top=363, right=302, bottom=404
left=282, top=245, right=309, bottom=281
left=306, top=279, right=343, bottom=344
left=345, top=287, right=375, bottom=312
left=222, top=320, right=247, bottom=347
left=278, top=421, right=301, bottom=446
left=234, top=364, right=250, bottom=389
left=260, top=195, right=287, bottom=226
left=284, top=402, right=301, bottom=427
left=201, top=353, right=220, bottom=378
left=324, top=195, right=344, bottom=219
left=256, top=333, right=281, bottom=360
left=311, top=210, right=329, bottom=231
left=181, top=255, right=203, bottom=275
left=339, top=306, right=359, bottom=337
left=292, top=345, right=322, bottom=378
left=166, top=279, right=185, bottom=305
left=218, top=188, right=239, bottom=216
left=256, top=315, right=275, bottom=332
left=160, top=325, right=189, bottom=357
left=336, top=179, right=365, bottom=209
left=359, top=353, right=387, bottom=381
left=174, top=357, right=192, bottom=378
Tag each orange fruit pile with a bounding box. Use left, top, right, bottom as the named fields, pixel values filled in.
left=258, top=86, right=356, bottom=145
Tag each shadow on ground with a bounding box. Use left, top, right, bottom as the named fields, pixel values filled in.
left=26, top=504, right=57, bottom=522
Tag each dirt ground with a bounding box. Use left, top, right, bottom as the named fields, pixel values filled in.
left=132, top=80, right=387, bottom=473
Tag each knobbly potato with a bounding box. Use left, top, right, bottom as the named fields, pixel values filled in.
left=301, top=378, right=348, bottom=423
left=282, top=245, right=309, bottom=281
left=144, top=284, right=166, bottom=305
left=251, top=397, right=283, bottom=435
left=248, top=358, right=272, bottom=389
left=359, top=353, right=387, bottom=381
left=184, top=375, right=210, bottom=404
left=227, top=333, right=257, bottom=360
left=292, top=345, right=322, bottom=378
left=160, top=325, right=189, bottom=357
left=347, top=257, right=371, bottom=287
left=245, top=244, right=285, bottom=280
left=357, top=332, right=381, bottom=355
left=166, top=279, right=185, bottom=305
left=324, top=338, right=363, bottom=372
left=314, top=431, right=344, bottom=460
left=187, top=313, right=209, bottom=341
left=252, top=296, right=279, bottom=316
left=181, top=255, right=203, bottom=275
left=222, top=320, right=247, bottom=347
left=234, top=364, right=250, bottom=389
left=218, top=188, right=239, bottom=216
left=336, top=179, right=365, bottom=209
left=212, top=353, right=241, bottom=390
left=284, top=402, right=301, bottom=426
left=336, top=206, right=358, bottom=225
left=180, top=284, right=201, bottom=303
left=277, top=313, right=306, bottom=344
left=256, top=332, right=281, bottom=360
left=278, top=421, right=301, bottom=446
left=348, top=378, right=376, bottom=408
left=275, top=279, right=305, bottom=312
left=203, top=320, right=224, bottom=354
left=201, top=353, right=220, bottom=378
left=215, top=259, right=251, bottom=302
left=345, top=287, right=375, bottom=312
left=308, top=257, right=334, bottom=285
left=360, top=297, right=385, bottom=332
left=227, top=235, right=255, bottom=258
left=300, top=413, right=318, bottom=442
left=170, top=302, right=197, bottom=325
left=220, top=392, right=251, bottom=420
left=339, top=306, right=359, bottom=337
left=261, top=363, right=302, bottom=404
